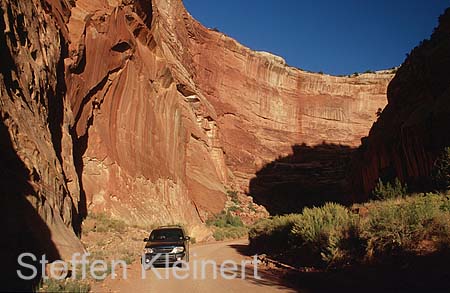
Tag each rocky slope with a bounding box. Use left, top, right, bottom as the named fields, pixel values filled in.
left=0, top=0, right=392, bottom=277
left=351, top=8, right=450, bottom=198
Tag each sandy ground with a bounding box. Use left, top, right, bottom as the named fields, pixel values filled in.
left=91, top=239, right=298, bottom=293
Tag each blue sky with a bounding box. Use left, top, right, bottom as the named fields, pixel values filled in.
left=183, top=0, right=448, bottom=75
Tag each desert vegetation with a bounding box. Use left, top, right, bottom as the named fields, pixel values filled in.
left=205, top=189, right=268, bottom=241
left=249, top=192, right=450, bottom=269
left=36, top=213, right=149, bottom=292
left=207, top=211, right=248, bottom=241
left=81, top=213, right=146, bottom=276
left=371, top=177, right=407, bottom=200
left=37, top=279, right=90, bottom=293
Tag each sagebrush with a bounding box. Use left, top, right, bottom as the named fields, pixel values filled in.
left=372, top=178, right=407, bottom=200
left=207, top=211, right=247, bottom=241
left=249, top=193, right=450, bottom=268
left=38, top=279, right=90, bottom=293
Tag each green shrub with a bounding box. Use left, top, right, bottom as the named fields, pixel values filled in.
left=88, top=213, right=126, bottom=233
left=362, top=193, right=449, bottom=258
left=227, top=190, right=240, bottom=204
left=292, top=203, right=352, bottom=245
left=440, top=194, right=450, bottom=212
left=372, top=178, right=407, bottom=200
left=212, top=226, right=248, bottom=241
left=249, top=194, right=450, bottom=268
left=249, top=214, right=303, bottom=254
left=431, top=147, right=450, bottom=191
left=226, top=212, right=244, bottom=227
left=207, top=211, right=243, bottom=228
left=228, top=205, right=243, bottom=213
left=291, top=203, right=359, bottom=266
left=38, top=279, right=90, bottom=293
left=249, top=214, right=303, bottom=239
left=250, top=205, right=360, bottom=267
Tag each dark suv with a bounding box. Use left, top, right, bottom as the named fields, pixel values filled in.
left=142, top=226, right=190, bottom=266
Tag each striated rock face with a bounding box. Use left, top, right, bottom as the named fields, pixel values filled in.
left=0, top=0, right=83, bottom=289
left=184, top=20, right=392, bottom=210
left=190, top=40, right=392, bottom=190
left=1, top=0, right=392, bottom=275
left=351, top=9, right=450, bottom=198
left=0, top=0, right=84, bottom=255
left=65, top=0, right=392, bottom=218
left=64, top=0, right=227, bottom=239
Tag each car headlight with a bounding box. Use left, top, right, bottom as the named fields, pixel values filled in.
left=171, top=246, right=184, bottom=253
left=144, top=248, right=154, bottom=254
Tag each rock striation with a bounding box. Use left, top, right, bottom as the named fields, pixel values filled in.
left=0, top=0, right=83, bottom=256
left=65, top=0, right=392, bottom=221
left=185, top=20, right=392, bottom=210
left=0, top=0, right=83, bottom=289
left=351, top=8, right=450, bottom=198
left=0, top=0, right=392, bottom=274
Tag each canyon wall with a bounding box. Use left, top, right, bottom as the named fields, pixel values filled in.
left=64, top=0, right=222, bottom=239
left=178, top=4, right=393, bottom=212
left=0, top=0, right=84, bottom=258
left=66, top=0, right=392, bottom=218
left=0, top=0, right=83, bottom=289
left=189, top=35, right=392, bottom=190
left=0, top=0, right=393, bottom=275
left=351, top=8, right=450, bottom=198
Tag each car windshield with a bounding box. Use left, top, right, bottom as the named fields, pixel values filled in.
left=149, top=228, right=183, bottom=242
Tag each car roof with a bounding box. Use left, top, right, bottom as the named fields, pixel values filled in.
left=153, top=225, right=184, bottom=231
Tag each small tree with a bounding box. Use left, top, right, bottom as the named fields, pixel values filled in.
left=431, top=147, right=450, bottom=191
left=372, top=178, right=407, bottom=200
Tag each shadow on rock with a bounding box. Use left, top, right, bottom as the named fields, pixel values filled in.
left=249, top=142, right=356, bottom=215
left=0, top=120, right=61, bottom=292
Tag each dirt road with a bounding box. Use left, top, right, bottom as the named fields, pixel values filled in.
left=92, top=239, right=297, bottom=293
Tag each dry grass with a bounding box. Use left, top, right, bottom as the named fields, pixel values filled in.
left=37, top=279, right=90, bottom=293
left=80, top=214, right=149, bottom=281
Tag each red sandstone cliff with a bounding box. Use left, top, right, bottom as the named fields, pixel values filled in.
left=0, top=0, right=83, bottom=259
left=0, top=0, right=83, bottom=288
left=0, top=0, right=392, bottom=272
left=65, top=0, right=392, bottom=220
left=64, top=0, right=219, bottom=240
left=351, top=8, right=450, bottom=198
